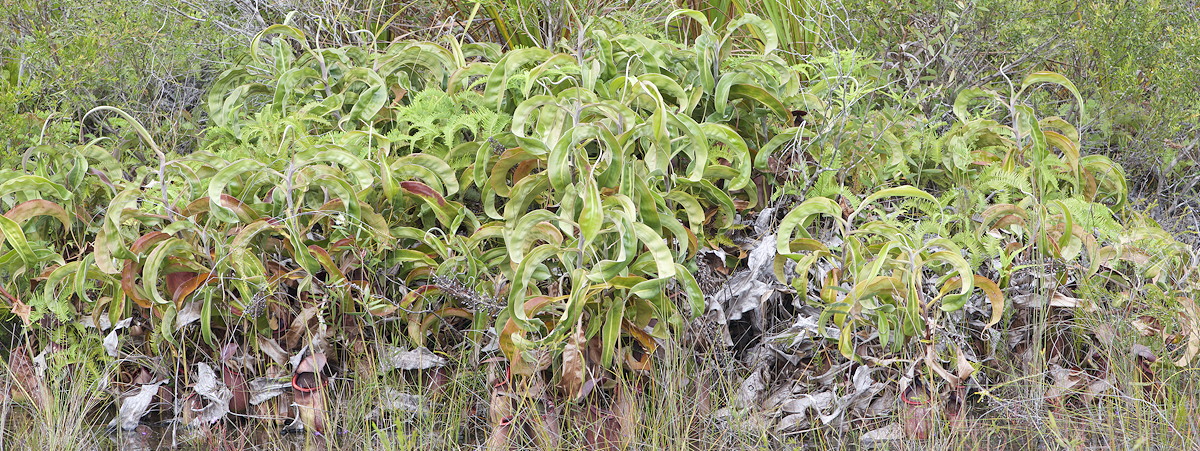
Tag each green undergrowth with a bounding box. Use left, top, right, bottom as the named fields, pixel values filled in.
left=0, top=4, right=1198, bottom=450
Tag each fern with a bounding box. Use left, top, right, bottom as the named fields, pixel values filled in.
left=387, top=89, right=509, bottom=158
left=952, top=230, right=987, bottom=269
left=1056, top=198, right=1123, bottom=242
left=915, top=218, right=947, bottom=240
left=809, top=169, right=841, bottom=199
left=981, top=167, right=1032, bottom=193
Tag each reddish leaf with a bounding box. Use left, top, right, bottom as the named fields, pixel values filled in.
left=130, top=232, right=170, bottom=254
left=329, top=238, right=356, bottom=250
left=164, top=271, right=195, bottom=302
left=180, top=195, right=258, bottom=221
left=121, top=260, right=153, bottom=309
left=221, top=344, right=249, bottom=415
left=401, top=285, right=442, bottom=309
left=306, top=245, right=347, bottom=282
left=171, top=272, right=217, bottom=306
left=400, top=181, right=446, bottom=206
left=4, top=199, right=72, bottom=229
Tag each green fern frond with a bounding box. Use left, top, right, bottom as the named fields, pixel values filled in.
left=952, top=230, right=986, bottom=269
left=1056, top=198, right=1123, bottom=242
left=980, top=167, right=1033, bottom=195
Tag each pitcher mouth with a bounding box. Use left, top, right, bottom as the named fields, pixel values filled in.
left=901, top=383, right=931, bottom=406
left=291, top=372, right=326, bottom=393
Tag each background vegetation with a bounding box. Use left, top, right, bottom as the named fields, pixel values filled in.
left=1, top=0, right=1197, bottom=449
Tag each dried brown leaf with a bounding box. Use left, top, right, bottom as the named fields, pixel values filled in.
left=485, top=419, right=513, bottom=451
left=257, top=336, right=289, bottom=367
left=110, top=383, right=163, bottom=430
left=7, top=346, right=46, bottom=410
left=10, top=298, right=31, bottom=326
left=283, top=305, right=320, bottom=350
left=190, top=363, right=232, bottom=425
left=613, top=385, right=637, bottom=450
left=1131, top=315, right=1162, bottom=337
left=1045, top=364, right=1086, bottom=402
left=861, top=423, right=905, bottom=448
left=378, top=345, right=447, bottom=372
left=559, top=326, right=586, bottom=401
left=248, top=377, right=290, bottom=406
left=1175, top=296, right=1200, bottom=367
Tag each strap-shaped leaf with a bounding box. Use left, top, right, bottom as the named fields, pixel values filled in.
left=675, top=263, right=705, bottom=317
left=208, top=159, right=272, bottom=223
left=548, top=124, right=619, bottom=194
left=590, top=215, right=636, bottom=282
left=1049, top=200, right=1077, bottom=259
left=1039, top=116, right=1080, bottom=145
left=777, top=197, right=845, bottom=257
left=377, top=41, right=456, bottom=89
left=0, top=215, right=35, bottom=268
left=1017, top=71, right=1084, bottom=122
left=340, top=70, right=386, bottom=127
left=664, top=9, right=712, bottom=38
left=852, top=186, right=936, bottom=223
left=447, top=61, right=495, bottom=95
left=665, top=191, right=705, bottom=232
left=1080, top=155, right=1127, bottom=208
left=1015, top=105, right=1047, bottom=163
left=637, top=73, right=694, bottom=114
left=922, top=250, right=974, bottom=311
left=600, top=297, right=625, bottom=367
left=232, top=219, right=282, bottom=251
left=754, top=126, right=812, bottom=170
left=504, top=209, right=561, bottom=263
left=307, top=245, right=346, bottom=283
left=142, top=238, right=195, bottom=307
left=4, top=200, right=70, bottom=230
left=93, top=188, right=141, bottom=274
left=484, top=48, right=553, bottom=110
left=674, top=178, right=735, bottom=230
left=0, top=175, right=70, bottom=201
left=659, top=212, right=697, bottom=262
left=846, top=275, right=903, bottom=314
left=578, top=176, right=602, bottom=250
left=940, top=275, right=1004, bottom=328
left=503, top=173, right=550, bottom=225
left=714, top=72, right=785, bottom=120
left=952, top=87, right=999, bottom=123
left=630, top=172, right=662, bottom=232
left=1043, top=131, right=1081, bottom=180
left=299, top=149, right=376, bottom=191
left=722, top=13, right=778, bottom=57
left=507, top=244, right=563, bottom=331
left=523, top=53, right=578, bottom=99
left=273, top=67, right=321, bottom=115
left=512, top=95, right=562, bottom=138
left=229, top=246, right=269, bottom=313
left=700, top=123, right=752, bottom=190
left=631, top=222, right=675, bottom=280
left=297, top=172, right=361, bottom=221
left=488, top=148, right=539, bottom=197
left=250, top=24, right=309, bottom=66
left=83, top=106, right=163, bottom=158
left=667, top=113, right=709, bottom=182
